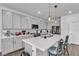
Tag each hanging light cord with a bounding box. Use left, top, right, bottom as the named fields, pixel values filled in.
left=49, top=3, right=51, bottom=17
left=54, top=5, right=58, bottom=20
left=55, top=6, right=56, bottom=20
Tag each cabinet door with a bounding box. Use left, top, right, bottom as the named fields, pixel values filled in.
left=56, top=26, right=60, bottom=34
left=14, top=37, right=22, bottom=50
left=13, top=14, right=21, bottom=29
left=39, top=20, right=43, bottom=29
left=21, top=16, right=28, bottom=29
left=2, top=10, right=13, bottom=29
left=40, top=20, right=46, bottom=29
left=25, top=43, right=32, bottom=56
left=1, top=38, right=13, bottom=55
left=43, top=21, right=47, bottom=29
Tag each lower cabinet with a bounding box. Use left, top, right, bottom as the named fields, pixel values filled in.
left=13, top=37, right=22, bottom=51
left=1, top=37, right=23, bottom=55
left=24, top=43, right=32, bottom=56
left=1, top=38, right=13, bottom=55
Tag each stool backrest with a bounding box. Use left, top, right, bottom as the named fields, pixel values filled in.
left=65, top=35, right=69, bottom=43
left=58, top=39, right=63, bottom=50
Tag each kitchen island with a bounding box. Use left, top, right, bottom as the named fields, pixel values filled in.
left=22, top=35, right=61, bottom=56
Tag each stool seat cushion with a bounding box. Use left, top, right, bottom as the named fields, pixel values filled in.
left=48, top=46, right=57, bottom=55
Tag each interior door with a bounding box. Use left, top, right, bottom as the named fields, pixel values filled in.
left=70, top=22, right=79, bottom=45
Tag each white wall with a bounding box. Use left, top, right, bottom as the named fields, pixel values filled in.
left=61, top=13, right=79, bottom=45
left=0, top=6, right=2, bottom=52
left=61, top=15, right=71, bottom=43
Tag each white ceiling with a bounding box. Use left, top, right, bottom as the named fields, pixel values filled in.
left=0, top=3, right=79, bottom=20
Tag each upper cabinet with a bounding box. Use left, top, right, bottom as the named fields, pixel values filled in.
left=28, top=17, right=47, bottom=29
left=39, top=20, right=47, bottom=29
left=21, top=16, right=28, bottom=29
left=13, top=13, right=21, bottom=29
left=2, top=10, right=13, bottom=29
left=2, top=10, right=46, bottom=30
left=27, top=17, right=40, bottom=29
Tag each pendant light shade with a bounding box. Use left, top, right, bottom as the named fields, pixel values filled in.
left=48, top=16, right=51, bottom=21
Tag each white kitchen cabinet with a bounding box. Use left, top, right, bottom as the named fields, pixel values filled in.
left=2, top=10, right=13, bottom=29
left=39, top=20, right=43, bottom=29
left=2, top=37, right=23, bottom=55
left=39, top=20, right=47, bottom=29
left=25, top=43, right=32, bottom=55
left=28, top=17, right=42, bottom=29
left=29, top=17, right=36, bottom=29
left=27, top=17, right=31, bottom=29
left=43, top=21, right=47, bottom=29
left=13, top=37, right=22, bottom=51
left=21, top=16, right=28, bottom=29
left=1, top=38, right=13, bottom=55
left=13, top=14, right=21, bottom=29
left=31, top=18, right=47, bottom=30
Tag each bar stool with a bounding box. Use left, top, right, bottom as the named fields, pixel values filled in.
left=21, top=51, right=30, bottom=56
left=63, top=35, right=69, bottom=56
left=48, top=39, right=64, bottom=56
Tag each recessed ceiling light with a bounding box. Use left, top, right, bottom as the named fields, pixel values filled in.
left=68, top=11, right=72, bottom=14
left=37, top=11, right=41, bottom=14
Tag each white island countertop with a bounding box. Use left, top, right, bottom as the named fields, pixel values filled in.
left=23, top=35, right=61, bottom=51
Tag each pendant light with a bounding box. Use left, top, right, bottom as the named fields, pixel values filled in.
left=54, top=5, right=58, bottom=21
left=53, top=5, right=61, bottom=24
left=48, top=3, right=51, bottom=21
left=48, top=4, right=60, bottom=21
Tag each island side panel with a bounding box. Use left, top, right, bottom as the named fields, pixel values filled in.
left=24, top=42, right=32, bottom=56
